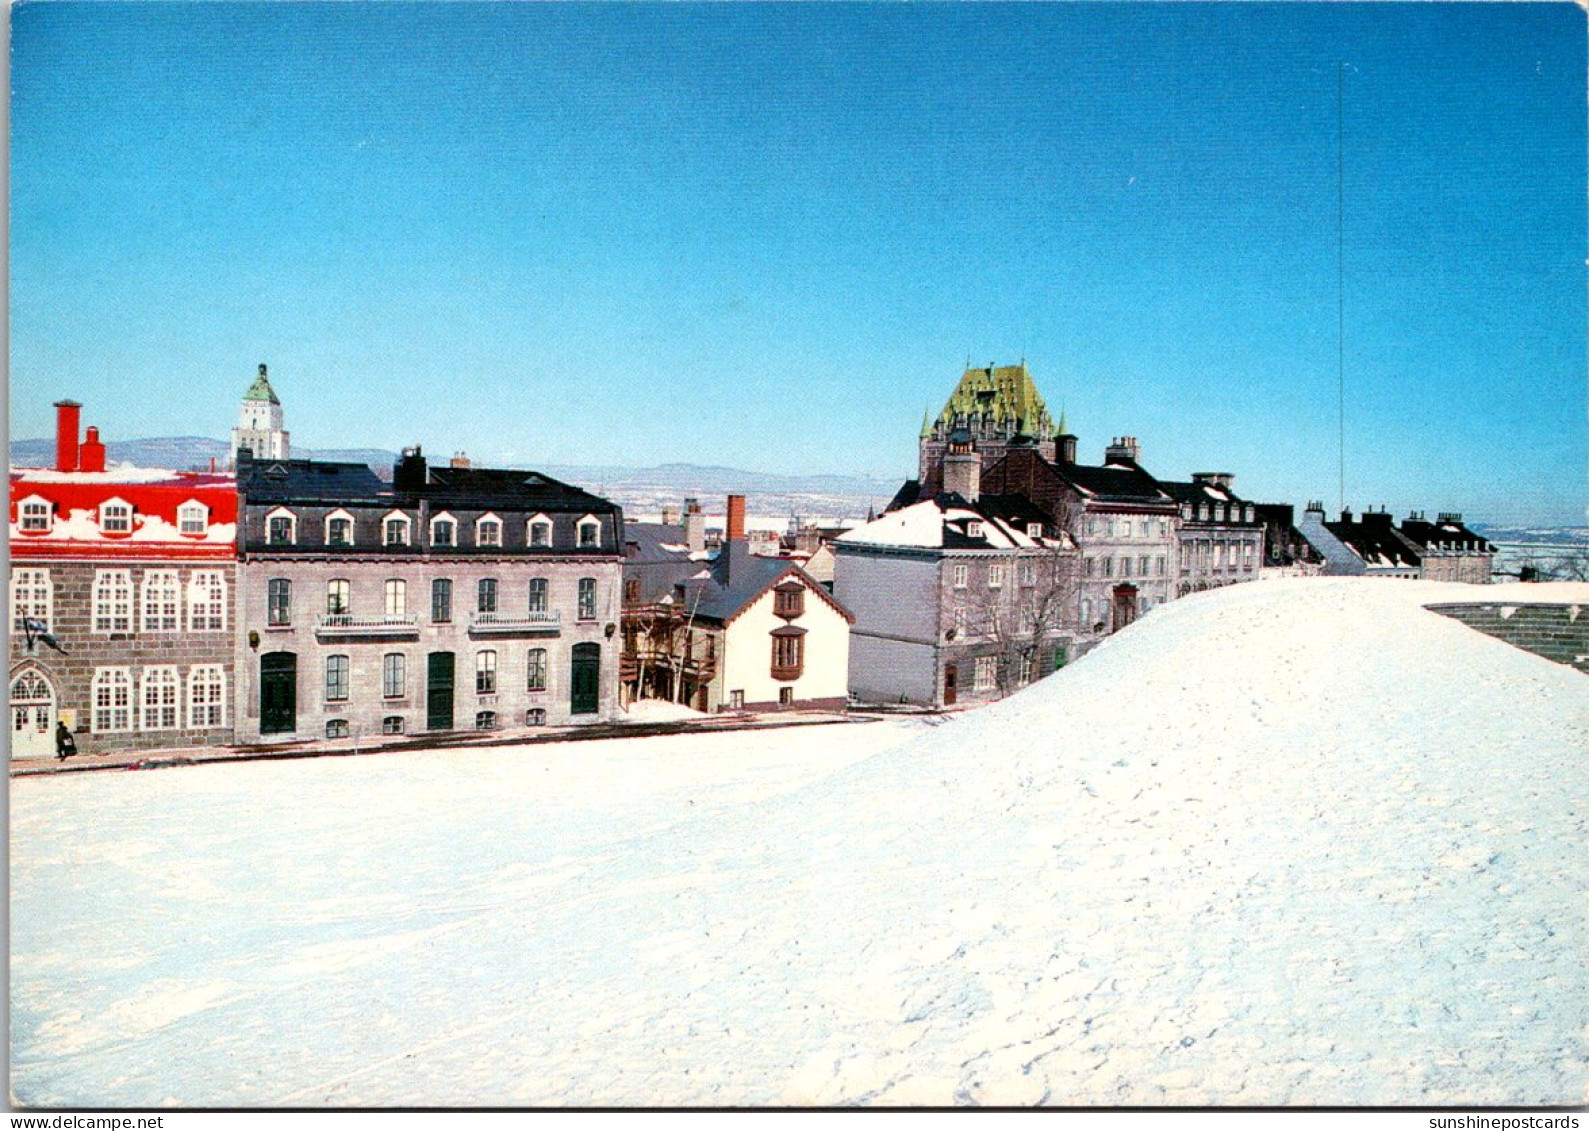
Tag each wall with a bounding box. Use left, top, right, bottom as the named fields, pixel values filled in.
left=1425, top=602, right=1588, bottom=674
left=834, top=546, right=943, bottom=704
left=717, top=576, right=850, bottom=709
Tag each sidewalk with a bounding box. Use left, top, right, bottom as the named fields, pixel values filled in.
left=9, top=709, right=889, bottom=778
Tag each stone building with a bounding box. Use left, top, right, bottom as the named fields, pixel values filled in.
left=621, top=495, right=853, bottom=712
left=1159, top=473, right=1266, bottom=596
left=1298, top=505, right=1422, bottom=578
left=9, top=400, right=238, bottom=759
left=834, top=492, right=1079, bottom=708
left=1254, top=503, right=1326, bottom=578
left=1397, top=513, right=1495, bottom=584
left=231, top=363, right=290, bottom=464
left=234, top=446, right=624, bottom=743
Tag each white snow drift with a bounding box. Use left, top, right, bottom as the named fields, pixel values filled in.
left=10, top=579, right=1587, bottom=1107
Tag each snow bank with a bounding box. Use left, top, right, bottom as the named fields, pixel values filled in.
left=624, top=698, right=706, bottom=722
left=10, top=579, right=1587, bottom=1107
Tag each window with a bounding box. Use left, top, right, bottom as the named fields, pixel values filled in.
left=973, top=655, right=997, bottom=691
left=187, top=571, right=227, bottom=631
left=1182, top=503, right=1193, bottom=520
left=1245, top=506, right=1255, bottom=524
left=478, top=578, right=498, bottom=614
left=382, top=716, right=405, bottom=735
left=1086, top=518, right=1098, bottom=536
left=325, top=655, right=350, bottom=702
left=17, top=496, right=52, bottom=533
left=383, top=512, right=410, bottom=546
left=624, top=578, right=641, bottom=603
left=432, top=578, right=453, bottom=623
left=475, top=710, right=498, bottom=731
left=266, top=508, right=296, bottom=545
left=526, top=648, right=548, bottom=692
left=953, top=564, right=968, bottom=588
left=93, top=569, right=134, bottom=633
left=267, top=579, right=292, bottom=626
left=141, top=570, right=181, bottom=632
left=774, top=585, right=805, bottom=618
left=477, top=515, right=502, bottom=547
left=100, top=499, right=133, bottom=535
left=730, top=690, right=745, bottom=710
left=476, top=650, right=497, bottom=694
left=528, top=578, right=549, bottom=614
left=771, top=629, right=805, bottom=679
left=326, top=719, right=350, bottom=739
left=325, top=511, right=355, bottom=547
left=1083, top=557, right=1094, bottom=577
left=178, top=501, right=208, bottom=536
left=1020, top=562, right=1036, bottom=586
left=577, top=516, right=601, bottom=548
left=953, top=605, right=969, bottom=636
left=383, top=653, right=405, bottom=698
left=188, top=666, right=226, bottom=728
left=1199, top=504, right=1210, bottom=522
left=91, top=668, right=133, bottom=733
left=1016, top=654, right=1034, bottom=686
left=525, top=708, right=547, bottom=727
left=577, top=578, right=597, bottom=620
left=966, top=521, right=983, bottom=539
left=11, top=568, right=52, bottom=633
left=385, top=579, right=407, bottom=618
left=779, top=687, right=794, bottom=706
left=1101, top=557, right=1113, bottom=578
left=141, top=666, right=180, bottom=730
left=326, top=579, right=350, bottom=616
left=1156, top=556, right=1167, bottom=576
left=1138, top=556, right=1150, bottom=577
left=528, top=516, right=552, bottom=547
left=988, top=564, right=1003, bottom=588
left=1216, top=505, right=1227, bottom=523
left=1081, top=597, right=1093, bottom=626
left=1027, top=522, right=1043, bottom=539
left=431, top=514, right=456, bottom=547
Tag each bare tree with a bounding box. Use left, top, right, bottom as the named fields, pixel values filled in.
left=965, top=536, right=1082, bottom=694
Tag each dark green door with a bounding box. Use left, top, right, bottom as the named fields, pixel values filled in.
left=260, top=653, right=297, bottom=735
left=427, top=652, right=455, bottom=731
left=570, top=643, right=600, bottom=716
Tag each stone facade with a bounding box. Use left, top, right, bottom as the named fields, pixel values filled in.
left=1426, top=602, right=1588, bottom=674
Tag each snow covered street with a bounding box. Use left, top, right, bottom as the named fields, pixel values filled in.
left=10, top=579, right=1588, bottom=1107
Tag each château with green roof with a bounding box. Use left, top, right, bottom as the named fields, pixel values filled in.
left=916, top=362, right=1064, bottom=493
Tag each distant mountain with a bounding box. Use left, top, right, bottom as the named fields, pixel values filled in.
left=9, top=436, right=401, bottom=476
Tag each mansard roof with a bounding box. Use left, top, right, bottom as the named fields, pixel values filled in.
left=1052, top=460, right=1174, bottom=506
left=931, top=362, right=1055, bottom=437
left=240, top=456, right=618, bottom=514
left=1397, top=517, right=1495, bottom=554
left=1324, top=512, right=1423, bottom=568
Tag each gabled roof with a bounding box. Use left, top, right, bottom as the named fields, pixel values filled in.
left=664, top=541, right=853, bottom=625
left=838, top=493, right=1064, bottom=552
left=1325, top=514, right=1423, bottom=568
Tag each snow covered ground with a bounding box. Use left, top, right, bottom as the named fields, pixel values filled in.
left=10, top=579, right=1588, bottom=1107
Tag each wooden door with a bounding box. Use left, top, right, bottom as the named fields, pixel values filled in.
left=943, top=663, right=958, bottom=706
left=427, top=652, right=455, bottom=731
left=9, top=671, right=55, bottom=759
left=570, top=643, right=600, bottom=716
left=260, top=653, right=297, bottom=735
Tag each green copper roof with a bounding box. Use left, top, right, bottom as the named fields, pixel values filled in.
left=931, top=362, right=1053, bottom=435
left=244, top=364, right=279, bottom=405
left=1056, top=407, right=1068, bottom=436
left=919, top=405, right=934, bottom=439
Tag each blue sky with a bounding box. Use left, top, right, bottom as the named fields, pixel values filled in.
left=10, top=2, right=1585, bottom=524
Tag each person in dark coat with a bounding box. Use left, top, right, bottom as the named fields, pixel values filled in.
left=55, top=721, right=77, bottom=761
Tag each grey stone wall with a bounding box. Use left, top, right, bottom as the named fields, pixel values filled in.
left=9, top=559, right=237, bottom=755
left=1425, top=602, right=1588, bottom=674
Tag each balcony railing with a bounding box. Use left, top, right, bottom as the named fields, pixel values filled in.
left=468, top=610, right=562, bottom=635
left=316, top=613, right=420, bottom=637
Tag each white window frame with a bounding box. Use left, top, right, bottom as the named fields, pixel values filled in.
left=987, top=563, right=1004, bottom=588
left=324, top=508, right=356, bottom=547
left=966, top=521, right=983, bottom=539
left=187, top=665, right=227, bottom=729
left=140, top=569, right=181, bottom=632
left=952, top=564, right=968, bottom=589
left=326, top=578, right=351, bottom=615
left=430, top=511, right=458, bottom=548
left=576, top=514, right=602, bottom=549
left=973, top=655, right=997, bottom=691
left=526, top=647, right=548, bottom=692
left=99, top=497, right=134, bottom=535
left=11, top=568, right=53, bottom=632
left=91, top=667, right=134, bottom=733
left=476, top=649, right=498, bottom=694
left=383, top=653, right=406, bottom=699
left=140, top=665, right=180, bottom=731
left=16, top=494, right=53, bottom=534
left=265, top=506, right=298, bottom=545
left=382, top=510, right=412, bottom=547
left=527, top=513, right=553, bottom=548
left=177, top=500, right=209, bottom=537
left=384, top=579, right=408, bottom=618
left=93, top=569, right=134, bottom=633
left=476, top=512, right=503, bottom=547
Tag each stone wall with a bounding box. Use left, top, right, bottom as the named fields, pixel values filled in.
left=1425, top=602, right=1588, bottom=674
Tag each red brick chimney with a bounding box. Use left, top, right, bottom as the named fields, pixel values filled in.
left=79, top=426, right=107, bottom=473
left=726, top=494, right=746, bottom=542
left=54, top=400, right=81, bottom=471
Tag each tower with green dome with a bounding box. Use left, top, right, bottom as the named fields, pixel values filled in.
left=230, top=363, right=291, bottom=464
left=916, top=361, right=1060, bottom=493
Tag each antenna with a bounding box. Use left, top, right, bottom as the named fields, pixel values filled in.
left=1337, top=60, right=1347, bottom=513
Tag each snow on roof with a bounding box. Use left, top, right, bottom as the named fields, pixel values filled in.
left=12, top=463, right=185, bottom=484
left=837, top=499, right=948, bottom=548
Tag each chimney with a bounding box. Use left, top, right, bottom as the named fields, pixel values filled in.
left=449, top=451, right=471, bottom=469
left=682, top=498, right=705, bottom=553
left=726, top=494, right=747, bottom=542
left=1340, top=507, right=1354, bottom=524
left=54, top=400, right=82, bottom=471
left=1438, top=511, right=1462, bottom=524
left=1192, top=472, right=1235, bottom=491
left=394, top=445, right=428, bottom=491
left=1055, top=432, right=1078, bottom=466
left=79, top=426, right=107, bottom=473
left=942, top=435, right=981, bottom=502
left=1104, top=436, right=1141, bottom=465
left=660, top=503, right=681, bottom=526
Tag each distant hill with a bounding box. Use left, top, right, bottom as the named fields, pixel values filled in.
left=8, top=436, right=400, bottom=476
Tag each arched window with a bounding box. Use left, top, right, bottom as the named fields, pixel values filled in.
left=16, top=495, right=53, bottom=534
left=475, top=710, right=498, bottom=731
left=476, top=514, right=502, bottom=547
left=100, top=498, right=134, bottom=535
left=324, top=509, right=356, bottom=547
left=577, top=515, right=602, bottom=549
left=382, top=716, right=405, bottom=735
left=527, top=515, right=553, bottom=548
left=383, top=511, right=411, bottom=546
left=177, top=500, right=209, bottom=537
left=430, top=512, right=457, bottom=548
left=265, top=507, right=297, bottom=545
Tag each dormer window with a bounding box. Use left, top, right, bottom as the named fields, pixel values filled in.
left=100, top=498, right=133, bottom=535
left=528, top=515, right=552, bottom=548
left=383, top=511, right=411, bottom=546
left=1215, top=505, right=1227, bottom=523
left=265, top=507, right=296, bottom=545
left=1244, top=505, right=1255, bottom=523
left=1198, top=504, right=1210, bottom=522
left=577, top=515, right=601, bottom=549
left=966, top=521, right=983, bottom=539
left=1026, top=522, right=1043, bottom=539
left=1181, top=503, right=1193, bottom=520
left=325, top=509, right=355, bottom=547
left=477, top=513, right=502, bottom=547
left=177, top=500, right=208, bottom=537
left=430, top=512, right=457, bottom=548
left=17, top=496, right=52, bottom=534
